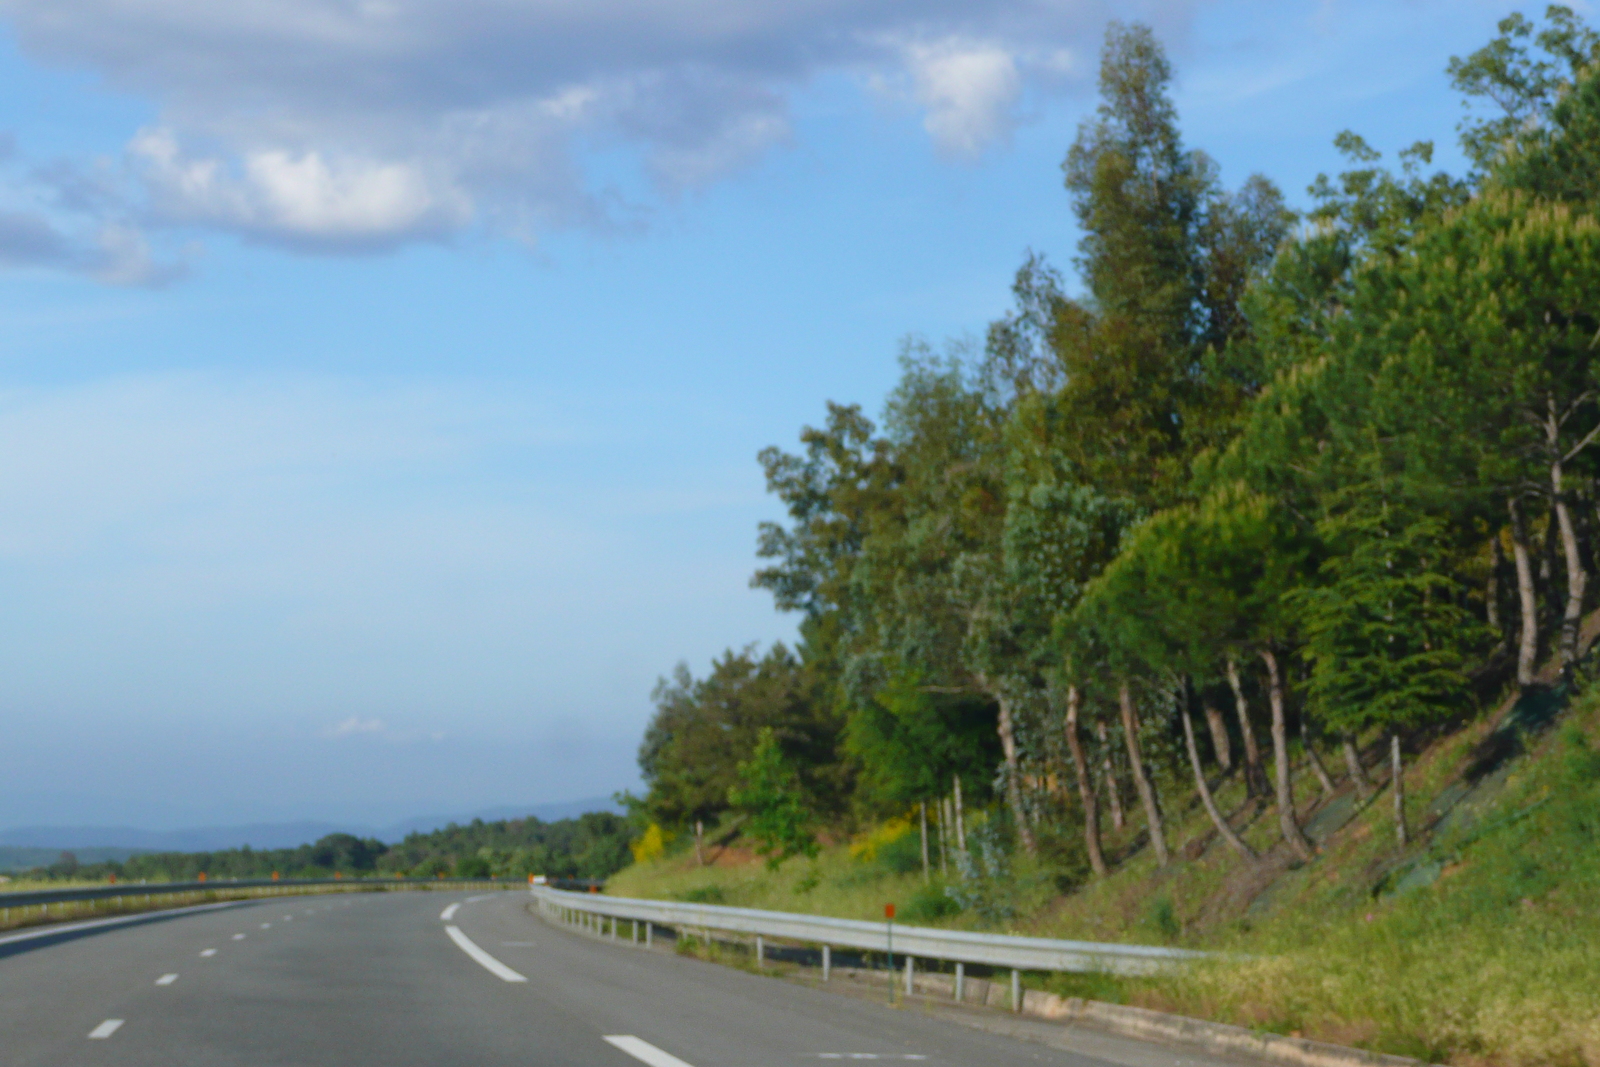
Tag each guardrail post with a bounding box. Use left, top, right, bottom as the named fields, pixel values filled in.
left=821, top=944, right=830, bottom=982
left=645, top=922, right=652, bottom=947
left=954, top=963, right=964, bottom=1002
left=631, top=919, right=638, bottom=943
left=904, top=955, right=914, bottom=997
left=755, top=935, right=763, bottom=968
left=1011, top=969, right=1020, bottom=1012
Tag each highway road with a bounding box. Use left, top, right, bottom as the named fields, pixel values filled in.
left=0, top=889, right=1257, bottom=1067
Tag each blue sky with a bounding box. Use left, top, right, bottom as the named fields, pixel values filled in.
left=0, top=0, right=1545, bottom=832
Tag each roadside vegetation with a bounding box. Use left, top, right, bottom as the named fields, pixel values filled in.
left=10, top=811, right=632, bottom=884
left=615, top=9, right=1600, bottom=1065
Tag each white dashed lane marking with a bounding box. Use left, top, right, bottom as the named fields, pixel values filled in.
left=156, top=974, right=178, bottom=986
left=88, top=1020, right=124, bottom=1040
left=604, top=1035, right=696, bottom=1067
left=443, top=926, right=526, bottom=982
left=440, top=903, right=460, bottom=921
left=200, top=949, right=217, bottom=958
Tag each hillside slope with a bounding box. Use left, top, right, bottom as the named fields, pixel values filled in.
left=609, top=668, right=1600, bottom=1066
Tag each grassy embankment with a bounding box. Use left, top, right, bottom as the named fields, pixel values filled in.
left=609, top=683, right=1600, bottom=1066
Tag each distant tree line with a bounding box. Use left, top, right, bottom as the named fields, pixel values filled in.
left=31, top=812, right=632, bottom=882
left=635, top=8, right=1600, bottom=877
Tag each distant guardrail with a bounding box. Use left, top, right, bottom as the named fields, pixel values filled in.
left=1, top=876, right=515, bottom=912
left=532, top=885, right=1205, bottom=979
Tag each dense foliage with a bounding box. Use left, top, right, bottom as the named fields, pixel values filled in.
left=636, top=8, right=1600, bottom=889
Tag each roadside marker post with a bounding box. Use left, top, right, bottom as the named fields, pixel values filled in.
left=884, top=904, right=895, bottom=1005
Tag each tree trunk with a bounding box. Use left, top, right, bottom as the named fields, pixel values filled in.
left=1118, top=682, right=1170, bottom=867
left=1225, top=656, right=1266, bottom=797
left=1064, top=685, right=1108, bottom=877
left=1508, top=496, right=1540, bottom=688
left=953, top=775, right=966, bottom=852
left=1203, top=702, right=1232, bottom=772
left=1260, top=649, right=1313, bottom=860
left=919, top=801, right=930, bottom=882
left=1391, top=734, right=1408, bottom=848
left=993, top=689, right=1037, bottom=854
left=934, top=796, right=947, bottom=870
left=1094, top=720, right=1126, bottom=830
left=1182, top=704, right=1257, bottom=861
left=1487, top=531, right=1505, bottom=644
left=1301, top=717, right=1336, bottom=799
left=1546, top=401, right=1588, bottom=673
left=1343, top=737, right=1373, bottom=800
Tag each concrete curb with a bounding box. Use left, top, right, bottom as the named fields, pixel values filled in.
left=1024, top=995, right=1430, bottom=1067
left=835, top=966, right=1433, bottom=1067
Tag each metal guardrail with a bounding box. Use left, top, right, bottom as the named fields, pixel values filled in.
left=532, top=885, right=1205, bottom=977
left=1, top=877, right=514, bottom=910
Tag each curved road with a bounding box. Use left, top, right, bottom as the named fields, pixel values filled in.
left=0, top=890, right=1251, bottom=1066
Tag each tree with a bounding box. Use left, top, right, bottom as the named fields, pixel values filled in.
left=639, top=644, right=839, bottom=830
left=1294, top=498, right=1485, bottom=742
left=729, top=727, right=819, bottom=870
left=1449, top=5, right=1600, bottom=184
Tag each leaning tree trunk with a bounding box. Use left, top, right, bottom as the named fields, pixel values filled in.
left=1301, top=718, right=1336, bottom=799
left=1546, top=400, right=1589, bottom=674
left=1065, top=685, right=1108, bottom=877
left=1343, top=737, right=1373, bottom=800
left=919, top=801, right=930, bottom=882
left=1488, top=532, right=1506, bottom=648
left=1225, top=656, right=1266, bottom=797
left=1508, top=496, right=1540, bottom=688
left=1203, top=702, right=1232, bottom=772
left=1117, top=682, right=1170, bottom=867
left=1095, top=720, right=1126, bottom=829
left=953, top=775, right=966, bottom=851
left=992, top=688, right=1037, bottom=855
left=1391, top=735, right=1409, bottom=848
left=1181, top=703, right=1257, bottom=861
left=1259, top=649, right=1314, bottom=860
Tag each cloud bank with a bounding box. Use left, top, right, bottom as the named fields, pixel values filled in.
left=0, top=0, right=1197, bottom=265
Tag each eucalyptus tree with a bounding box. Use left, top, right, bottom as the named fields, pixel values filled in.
left=1003, top=389, right=1135, bottom=874
left=1449, top=4, right=1600, bottom=194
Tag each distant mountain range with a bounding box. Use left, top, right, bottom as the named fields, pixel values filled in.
left=0, top=795, right=623, bottom=868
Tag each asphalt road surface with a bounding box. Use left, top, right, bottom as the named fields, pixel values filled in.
left=0, top=889, right=1257, bottom=1067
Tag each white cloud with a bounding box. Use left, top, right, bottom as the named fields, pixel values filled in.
left=905, top=40, right=1024, bottom=158
left=325, top=716, right=386, bottom=737
left=0, top=0, right=1203, bottom=260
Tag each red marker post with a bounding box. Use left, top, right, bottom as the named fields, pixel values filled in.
left=885, top=903, right=896, bottom=1004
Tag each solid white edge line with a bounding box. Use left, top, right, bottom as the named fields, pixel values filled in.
left=444, top=925, right=526, bottom=982
left=156, top=973, right=178, bottom=986
left=88, top=1019, right=124, bottom=1039
left=603, top=1035, right=697, bottom=1067
left=0, top=900, right=251, bottom=947
left=440, top=903, right=460, bottom=921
